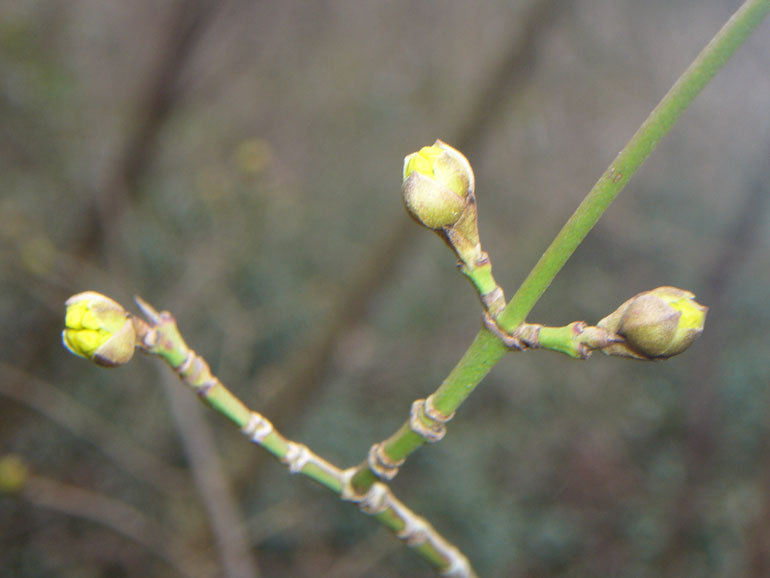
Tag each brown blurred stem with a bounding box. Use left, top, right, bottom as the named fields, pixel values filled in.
left=10, top=3, right=258, bottom=576
left=161, top=371, right=261, bottom=578
left=20, top=473, right=215, bottom=578
left=88, top=0, right=223, bottom=254
left=452, top=0, right=573, bottom=152
left=12, top=0, right=223, bottom=387
left=12, top=0, right=222, bottom=365
left=0, top=362, right=191, bottom=495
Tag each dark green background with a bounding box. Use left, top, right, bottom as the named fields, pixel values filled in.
left=2, top=0, right=769, bottom=576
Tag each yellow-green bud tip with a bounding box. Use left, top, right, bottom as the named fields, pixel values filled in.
left=62, top=291, right=136, bottom=367
left=402, top=140, right=474, bottom=230
left=598, top=286, right=707, bottom=359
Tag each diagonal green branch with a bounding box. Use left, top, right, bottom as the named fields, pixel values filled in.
left=350, top=0, right=770, bottom=492
left=129, top=297, right=477, bottom=578
left=496, top=0, right=770, bottom=334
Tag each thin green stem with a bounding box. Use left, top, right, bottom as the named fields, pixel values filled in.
left=129, top=298, right=476, bottom=577
left=497, top=0, right=770, bottom=333
left=514, top=321, right=619, bottom=359
left=460, top=257, right=507, bottom=317
left=525, top=322, right=594, bottom=358
left=352, top=0, right=770, bottom=491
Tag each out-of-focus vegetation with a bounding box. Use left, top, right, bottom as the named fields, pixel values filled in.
left=1, top=1, right=769, bottom=576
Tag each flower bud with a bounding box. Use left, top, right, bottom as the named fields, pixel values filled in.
left=402, top=140, right=474, bottom=230
left=598, top=286, right=707, bottom=359
left=62, top=291, right=136, bottom=367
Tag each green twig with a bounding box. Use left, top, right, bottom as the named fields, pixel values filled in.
left=351, top=0, right=770, bottom=492
left=131, top=297, right=477, bottom=578
left=459, top=254, right=507, bottom=318
left=497, top=0, right=769, bottom=333
left=483, top=317, right=620, bottom=360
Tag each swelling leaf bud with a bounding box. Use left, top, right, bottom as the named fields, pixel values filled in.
left=402, top=140, right=474, bottom=230
left=598, top=286, right=707, bottom=360
left=62, top=292, right=136, bottom=367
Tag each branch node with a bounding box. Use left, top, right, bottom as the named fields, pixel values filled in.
left=482, top=311, right=526, bottom=350
left=196, top=377, right=217, bottom=397
left=339, top=468, right=361, bottom=503
left=424, top=393, right=455, bottom=423
left=480, top=286, right=504, bottom=312
left=367, top=442, right=405, bottom=481
left=134, top=322, right=159, bottom=350
left=396, top=513, right=429, bottom=546
left=359, top=482, right=389, bottom=515
left=241, top=412, right=274, bottom=444
left=282, top=443, right=311, bottom=474
left=175, top=349, right=196, bottom=375
left=410, top=399, right=447, bottom=443
left=338, top=469, right=389, bottom=514
left=440, top=555, right=474, bottom=578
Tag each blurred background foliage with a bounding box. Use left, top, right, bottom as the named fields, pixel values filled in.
left=1, top=0, right=769, bottom=576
